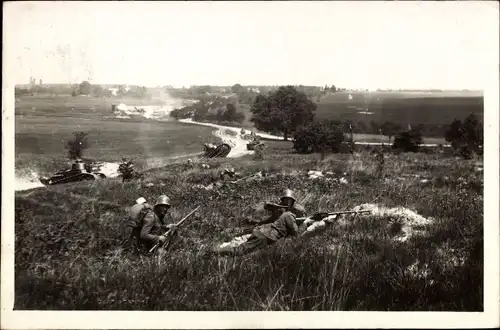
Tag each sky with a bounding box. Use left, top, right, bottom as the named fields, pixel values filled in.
left=4, top=1, right=498, bottom=90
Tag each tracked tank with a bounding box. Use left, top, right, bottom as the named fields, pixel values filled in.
left=246, top=140, right=265, bottom=151
left=39, top=160, right=107, bottom=186
left=203, top=143, right=232, bottom=158
left=246, top=135, right=265, bottom=151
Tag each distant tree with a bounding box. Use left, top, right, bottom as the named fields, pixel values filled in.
left=370, top=121, right=379, bottom=134
left=231, top=84, right=244, bottom=94
left=392, top=129, right=423, bottom=152
left=292, top=120, right=345, bottom=154
left=462, top=114, right=483, bottom=151
left=225, top=103, right=237, bottom=119
left=444, top=119, right=464, bottom=150
left=139, top=86, right=148, bottom=98
left=232, top=111, right=245, bottom=124
left=250, top=85, right=316, bottom=141
left=92, top=85, right=104, bottom=97
left=66, top=132, right=90, bottom=160
left=259, top=86, right=270, bottom=95
left=118, top=85, right=127, bottom=96
left=78, top=81, right=92, bottom=95
left=330, top=85, right=337, bottom=93
left=380, top=121, right=402, bottom=143
left=356, top=120, right=368, bottom=133
left=445, top=114, right=483, bottom=158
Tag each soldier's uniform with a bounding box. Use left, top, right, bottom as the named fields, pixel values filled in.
left=130, top=195, right=173, bottom=253
left=217, top=189, right=306, bottom=255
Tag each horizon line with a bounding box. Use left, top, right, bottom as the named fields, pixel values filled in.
left=14, top=82, right=484, bottom=93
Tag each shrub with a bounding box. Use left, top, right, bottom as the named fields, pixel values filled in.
left=292, top=120, right=345, bottom=154
left=392, top=129, right=423, bottom=152
left=444, top=114, right=483, bottom=159
left=118, top=158, right=140, bottom=182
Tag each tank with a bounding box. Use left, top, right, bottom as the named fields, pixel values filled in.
left=246, top=137, right=265, bottom=151
left=203, top=143, right=231, bottom=158
left=39, top=160, right=107, bottom=185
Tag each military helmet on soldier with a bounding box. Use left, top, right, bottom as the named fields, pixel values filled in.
left=280, top=189, right=296, bottom=206
left=155, top=195, right=171, bottom=207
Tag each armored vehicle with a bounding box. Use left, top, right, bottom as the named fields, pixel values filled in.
left=203, top=143, right=232, bottom=158
left=39, top=161, right=107, bottom=185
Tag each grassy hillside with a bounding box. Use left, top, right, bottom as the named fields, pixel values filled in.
left=14, top=147, right=483, bottom=311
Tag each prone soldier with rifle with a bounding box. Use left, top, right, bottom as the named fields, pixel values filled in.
left=216, top=189, right=307, bottom=256
left=216, top=189, right=372, bottom=255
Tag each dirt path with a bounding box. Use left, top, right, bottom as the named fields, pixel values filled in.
left=178, top=118, right=451, bottom=148
left=179, top=118, right=257, bottom=158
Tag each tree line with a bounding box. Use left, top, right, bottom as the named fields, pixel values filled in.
left=170, top=98, right=245, bottom=126
left=249, top=86, right=483, bottom=157
left=15, top=81, right=149, bottom=99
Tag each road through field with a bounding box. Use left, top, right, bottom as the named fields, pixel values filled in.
left=179, top=118, right=258, bottom=158
left=178, top=118, right=451, bottom=148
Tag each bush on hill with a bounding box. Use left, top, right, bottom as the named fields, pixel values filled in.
left=444, top=114, right=483, bottom=159
left=393, top=129, right=423, bottom=152
left=292, top=120, right=345, bottom=154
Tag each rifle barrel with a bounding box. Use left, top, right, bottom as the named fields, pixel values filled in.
left=296, top=209, right=372, bottom=223
left=149, top=205, right=200, bottom=253
left=330, top=210, right=372, bottom=215
left=175, top=205, right=201, bottom=227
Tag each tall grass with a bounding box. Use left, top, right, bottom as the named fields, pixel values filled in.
left=14, top=151, right=483, bottom=310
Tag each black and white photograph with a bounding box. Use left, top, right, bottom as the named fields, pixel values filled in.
left=2, top=1, right=499, bottom=329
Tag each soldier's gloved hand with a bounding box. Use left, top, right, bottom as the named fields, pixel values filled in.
left=158, top=235, right=168, bottom=244
left=166, top=224, right=177, bottom=232
left=323, top=214, right=338, bottom=223
left=302, top=217, right=316, bottom=226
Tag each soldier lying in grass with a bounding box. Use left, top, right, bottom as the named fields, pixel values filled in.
left=215, top=189, right=307, bottom=255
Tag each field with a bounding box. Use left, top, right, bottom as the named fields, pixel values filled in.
left=15, top=96, right=220, bottom=175
left=316, top=91, right=484, bottom=127
left=221, top=90, right=483, bottom=142
left=12, top=94, right=484, bottom=311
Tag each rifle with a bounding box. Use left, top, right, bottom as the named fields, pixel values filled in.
left=295, top=209, right=372, bottom=226
left=149, top=205, right=201, bottom=253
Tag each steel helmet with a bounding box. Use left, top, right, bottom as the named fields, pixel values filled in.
left=280, top=189, right=296, bottom=204
left=155, top=195, right=171, bottom=207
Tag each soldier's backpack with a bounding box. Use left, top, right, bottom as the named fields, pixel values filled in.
left=128, top=202, right=154, bottom=239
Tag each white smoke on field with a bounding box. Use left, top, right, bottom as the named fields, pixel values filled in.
left=15, top=170, right=45, bottom=191
left=93, top=161, right=120, bottom=178
left=105, top=90, right=197, bottom=121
